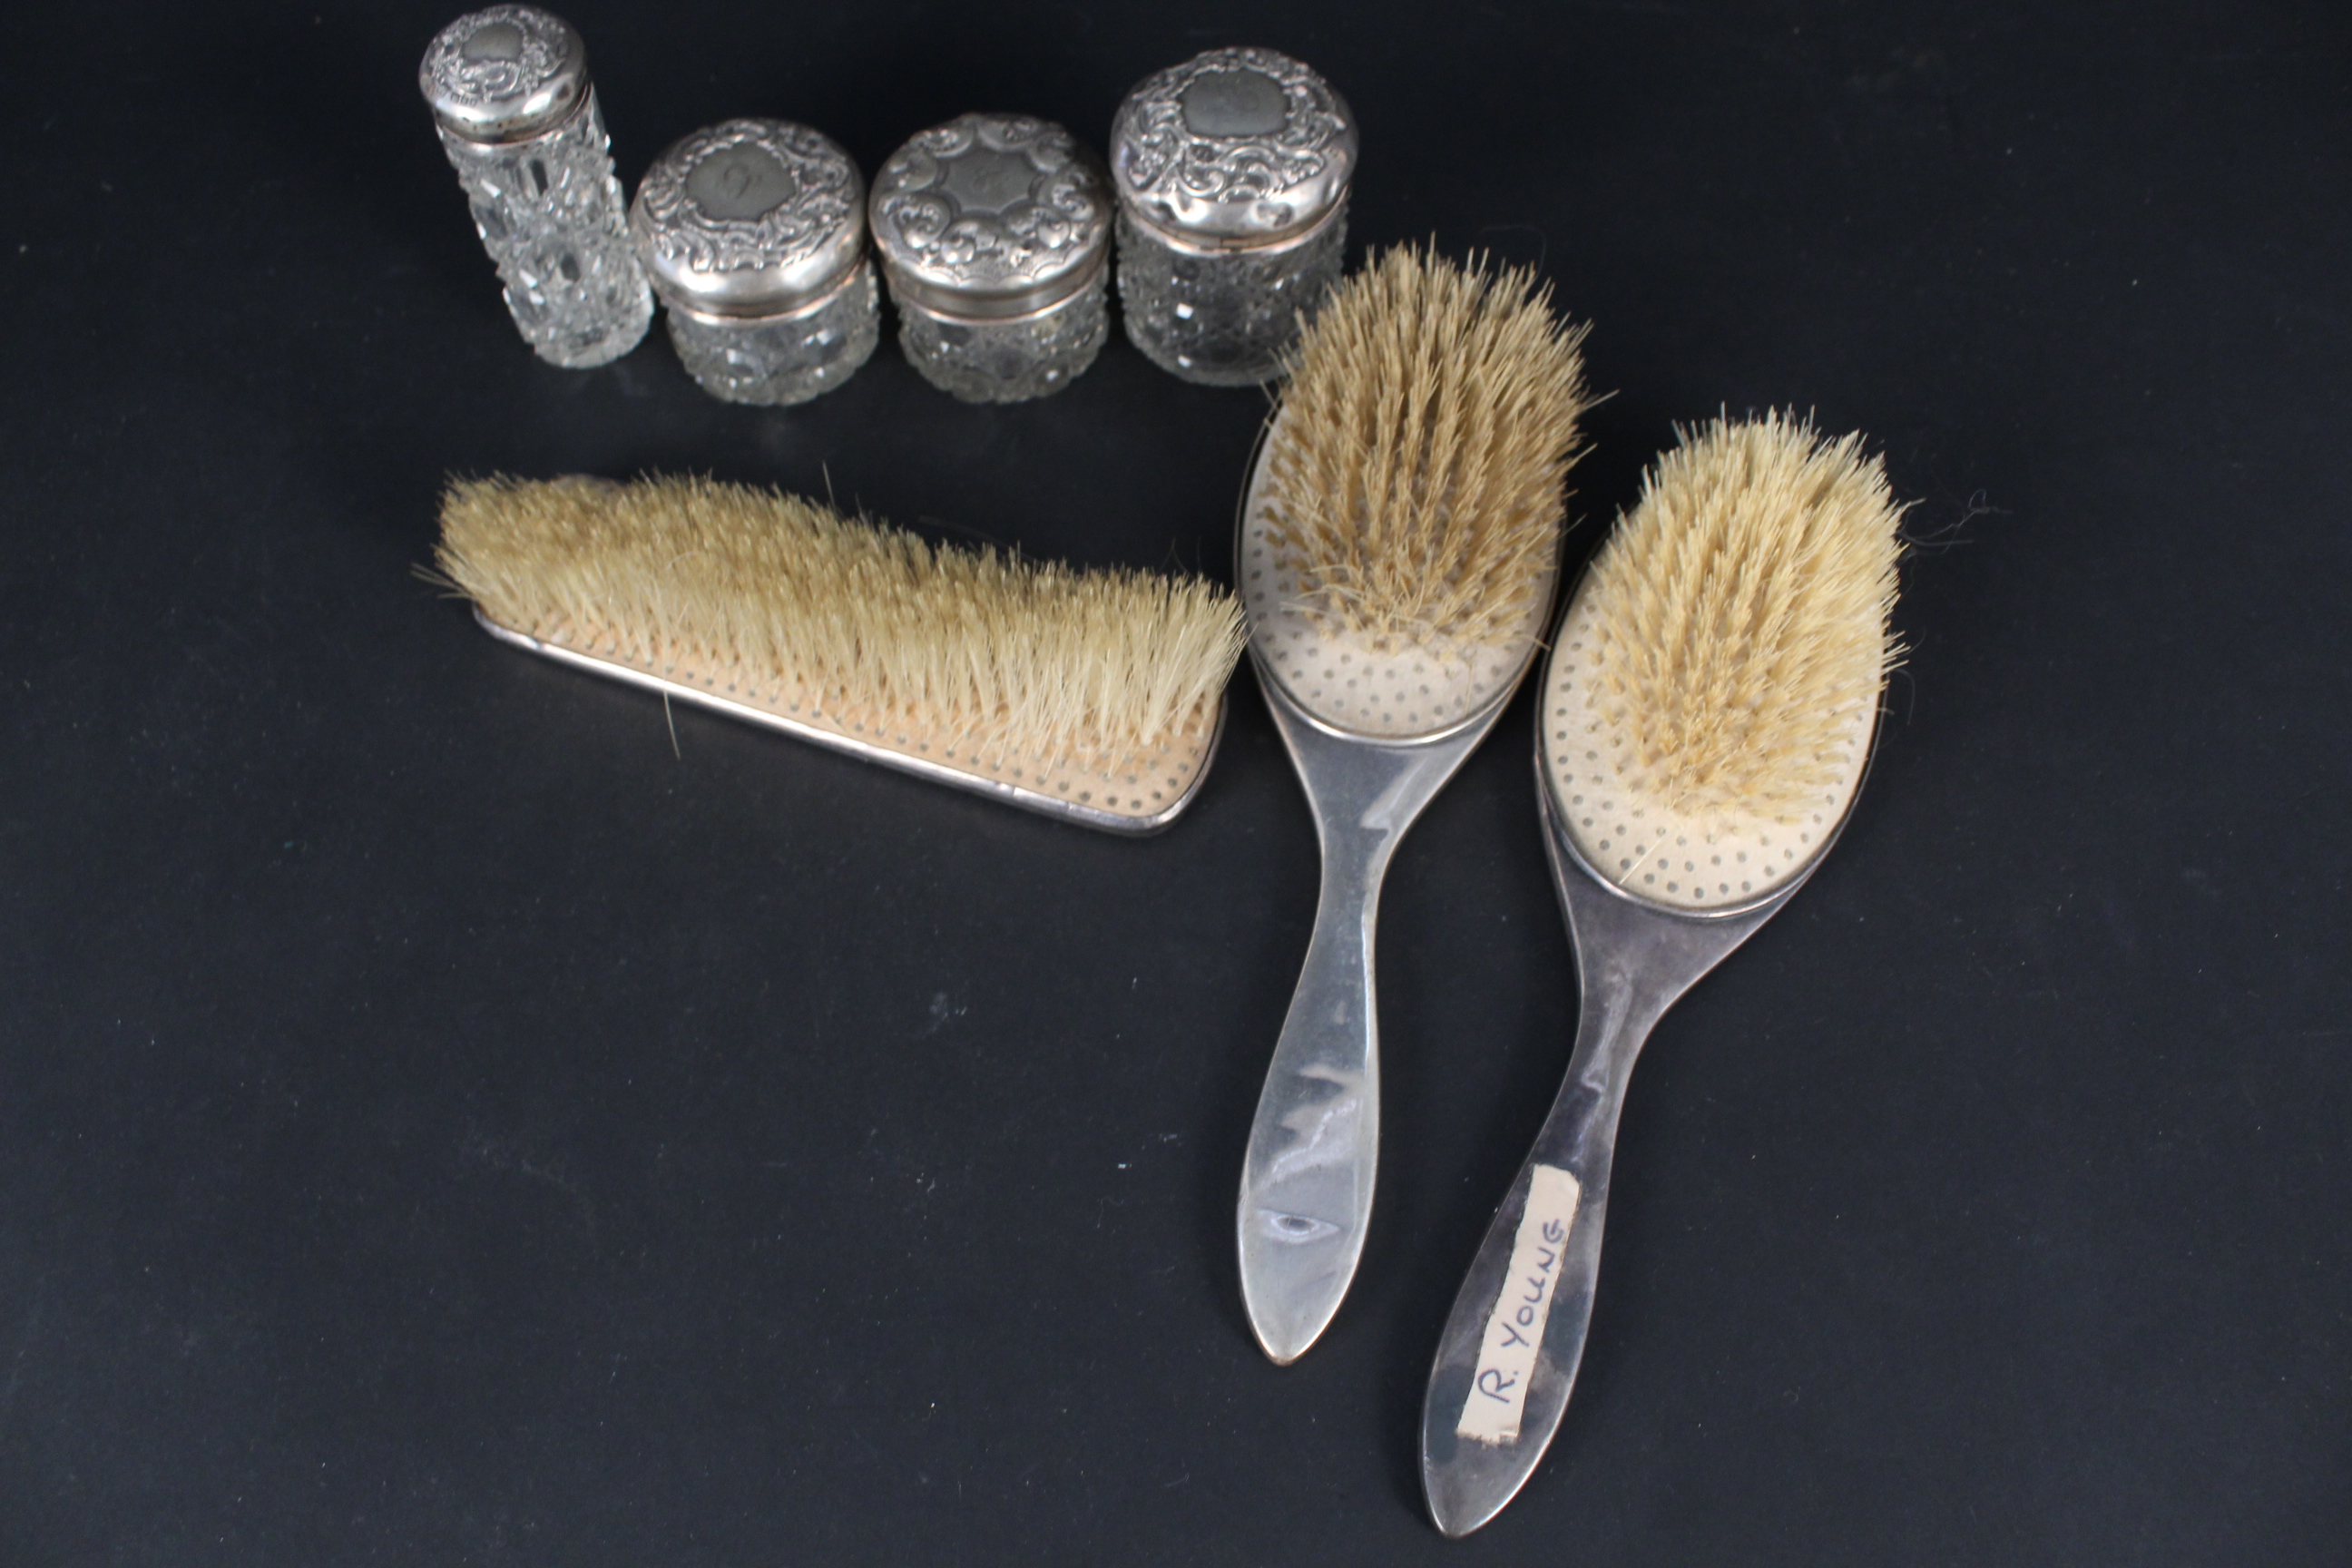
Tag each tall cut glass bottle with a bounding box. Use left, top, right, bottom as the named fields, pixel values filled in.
left=420, top=5, right=652, bottom=368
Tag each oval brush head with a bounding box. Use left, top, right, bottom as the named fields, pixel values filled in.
left=1242, top=245, right=1592, bottom=738
left=1544, top=412, right=1905, bottom=910
left=436, top=475, right=1246, bottom=829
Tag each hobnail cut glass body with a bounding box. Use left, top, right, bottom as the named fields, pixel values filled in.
left=895, top=271, right=1108, bottom=404
left=663, top=266, right=880, bottom=406
left=1116, top=210, right=1347, bottom=387
left=435, top=91, right=652, bottom=369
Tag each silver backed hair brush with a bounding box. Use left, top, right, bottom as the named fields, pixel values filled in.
left=1420, top=412, right=1907, bottom=1534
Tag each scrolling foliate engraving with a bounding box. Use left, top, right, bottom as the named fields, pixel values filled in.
left=875, top=115, right=1107, bottom=291
left=637, top=121, right=858, bottom=277
left=1117, top=47, right=1348, bottom=210
left=423, top=6, right=571, bottom=111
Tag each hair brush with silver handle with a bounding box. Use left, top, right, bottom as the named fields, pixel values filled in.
left=1421, top=413, right=1907, bottom=1534
left=1234, top=247, right=1592, bottom=1362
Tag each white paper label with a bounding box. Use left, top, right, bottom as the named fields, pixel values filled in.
left=1455, top=1163, right=1583, bottom=1445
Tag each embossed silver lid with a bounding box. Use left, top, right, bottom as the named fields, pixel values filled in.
left=1111, top=47, right=1357, bottom=249
left=630, top=120, right=867, bottom=319
left=419, top=5, right=590, bottom=144
left=869, top=113, right=1111, bottom=320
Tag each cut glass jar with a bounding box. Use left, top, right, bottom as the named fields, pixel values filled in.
left=1110, top=48, right=1357, bottom=387
left=632, top=119, right=878, bottom=406
left=869, top=113, right=1111, bottom=404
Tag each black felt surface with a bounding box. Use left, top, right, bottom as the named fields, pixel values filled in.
left=3, top=1, right=2347, bottom=1562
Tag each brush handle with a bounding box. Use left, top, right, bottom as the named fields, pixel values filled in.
left=1418, top=785, right=1798, bottom=1535
left=1237, top=672, right=1492, bottom=1364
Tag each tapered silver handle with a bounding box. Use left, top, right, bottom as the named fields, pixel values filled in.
left=1417, top=929, right=1662, bottom=1536
left=1238, top=812, right=1391, bottom=1365
left=1419, top=788, right=1798, bottom=1534
left=1238, top=671, right=1494, bottom=1364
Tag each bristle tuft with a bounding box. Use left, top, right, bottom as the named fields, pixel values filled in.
left=436, top=475, right=1246, bottom=773
left=1263, top=244, right=1592, bottom=647
left=1582, top=412, right=1904, bottom=820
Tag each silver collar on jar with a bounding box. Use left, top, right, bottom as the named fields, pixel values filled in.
left=1110, top=46, right=1357, bottom=256
left=631, top=120, right=868, bottom=323
left=419, top=5, right=591, bottom=145
left=869, top=113, right=1111, bottom=322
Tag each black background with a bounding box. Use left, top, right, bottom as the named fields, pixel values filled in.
left=3, top=1, right=2347, bottom=1562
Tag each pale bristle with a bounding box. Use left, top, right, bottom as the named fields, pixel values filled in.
left=436, top=475, right=1246, bottom=771
left=1264, top=245, right=1592, bottom=647
left=1581, top=412, right=1905, bottom=820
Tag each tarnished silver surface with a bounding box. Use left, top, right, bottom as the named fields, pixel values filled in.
left=1416, top=686, right=1877, bottom=1535
left=420, top=5, right=588, bottom=144
left=1237, top=672, right=1499, bottom=1363
left=473, top=611, right=1221, bottom=836
left=631, top=119, right=867, bottom=318
left=1111, top=47, right=1356, bottom=249
left=870, top=113, right=1111, bottom=320
left=1233, top=414, right=1555, bottom=1363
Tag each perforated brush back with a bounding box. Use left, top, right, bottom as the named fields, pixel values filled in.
left=1242, top=246, right=1591, bottom=739
left=1544, top=414, right=1904, bottom=910
left=437, top=475, right=1246, bottom=824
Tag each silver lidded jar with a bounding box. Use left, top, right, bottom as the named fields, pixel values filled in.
left=1110, top=47, right=1357, bottom=387
left=419, top=6, right=652, bottom=368
left=869, top=114, right=1112, bottom=404
left=630, top=120, right=880, bottom=406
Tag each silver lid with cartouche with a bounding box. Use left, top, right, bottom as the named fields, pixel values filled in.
left=632, top=120, right=867, bottom=320
left=1110, top=47, right=1357, bottom=251
left=869, top=113, right=1111, bottom=321
left=419, top=5, right=589, bottom=145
